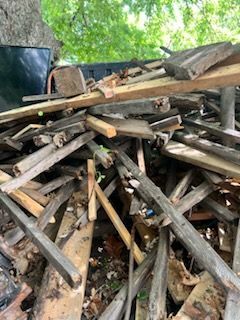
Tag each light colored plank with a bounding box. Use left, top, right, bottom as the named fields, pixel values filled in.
left=162, top=141, right=240, bottom=178
left=1, top=63, right=240, bottom=120
left=86, top=115, right=116, bottom=138
left=0, top=170, right=54, bottom=222
left=95, top=183, right=144, bottom=264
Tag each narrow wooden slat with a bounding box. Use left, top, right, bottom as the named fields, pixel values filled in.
left=95, top=183, right=144, bottom=265
left=87, top=159, right=97, bottom=221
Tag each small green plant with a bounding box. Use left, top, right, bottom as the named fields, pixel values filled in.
left=137, top=290, right=149, bottom=301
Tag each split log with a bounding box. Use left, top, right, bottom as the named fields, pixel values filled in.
left=87, top=159, right=97, bottom=222
left=101, top=117, right=155, bottom=140
left=1, top=63, right=240, bottom=120
left=183, top=118, right=240, bottom=144
left=174, top=131, right=240, bottom=165
left=99, top=248, right=157, bottom=320
left=88, top=97, right=170, bottom=116
left=163, top=42, right=233, bottom=80
left=161, top=141, right=240, bottom=178
left=0, top=131, right=97, bottom=194
left=95, top=183, right=144, bottom=264
left=103, top=139, right=240, bottom=292
left=0, top=193, right=82, bottom=288
left=86, top=115, right=116, bottom=138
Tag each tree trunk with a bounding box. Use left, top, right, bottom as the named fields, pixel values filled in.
left=0, top=0, right=60, bottom=57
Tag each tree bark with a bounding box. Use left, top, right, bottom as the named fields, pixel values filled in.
left=0, top=0, right=60, bottom=57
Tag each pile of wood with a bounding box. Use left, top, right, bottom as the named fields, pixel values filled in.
left=0, top=41, right=240, bottom=319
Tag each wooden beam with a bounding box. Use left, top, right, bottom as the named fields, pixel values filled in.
left=0, top=193, right=82, bottom=288
left=86, top=115, right=116, bottom=138
left=88, top=97, right=170, bottom=116
left=1, top=63, right=240, bottom=120
left=38, top=175, right=74, bottom=195
left=220, top=86, right=235, bottom=146
left=95, top=183, right=144, bottom=265
left=162, top=141, right=240, bottom=178
left=0, top=131, right=97, bottom=194
left=86, top=140, right=114, bottom=169
left=101, top=117, right=155, bottom=140
left=147, top=227, right=169, bottom=320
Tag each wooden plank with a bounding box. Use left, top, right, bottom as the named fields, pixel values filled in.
left=101, top=117, right=155, bottom=140
left=0, top=193, right=82, bottom=288
left=87, top=159, right=97, bottom=221
left=88, top=97, right=170, bottom=116
left=34, top=212, right=94, bottom=320
left=0, top=131, right=97, bottom=194
left=86, top=115, right=116, bottom=138
left=162, top=141, right=240, bottom=178
left=1, top=63, right=240, bottom=120
left=95, top=183, right=144, bottom=265
left=103, top=139, right=240, bottom=292
left=22, top=92, right=63, bottom=102
left=13, top=143, right=57, bottom=176
left=163, top=42, right=233, bottom=80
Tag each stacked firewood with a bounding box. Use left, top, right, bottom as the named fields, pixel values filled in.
left=0, top=41, right=240, bottom=319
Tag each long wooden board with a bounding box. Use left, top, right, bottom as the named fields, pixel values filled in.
left=162, top=141, right=240, bottom=178
left=1, top=63, right=240, bottom=120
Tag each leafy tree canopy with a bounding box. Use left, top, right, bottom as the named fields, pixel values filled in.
left=41, top=0, right=240, bottom=63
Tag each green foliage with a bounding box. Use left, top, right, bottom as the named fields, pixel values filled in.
left=41, top=0, right=240, bottom=63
